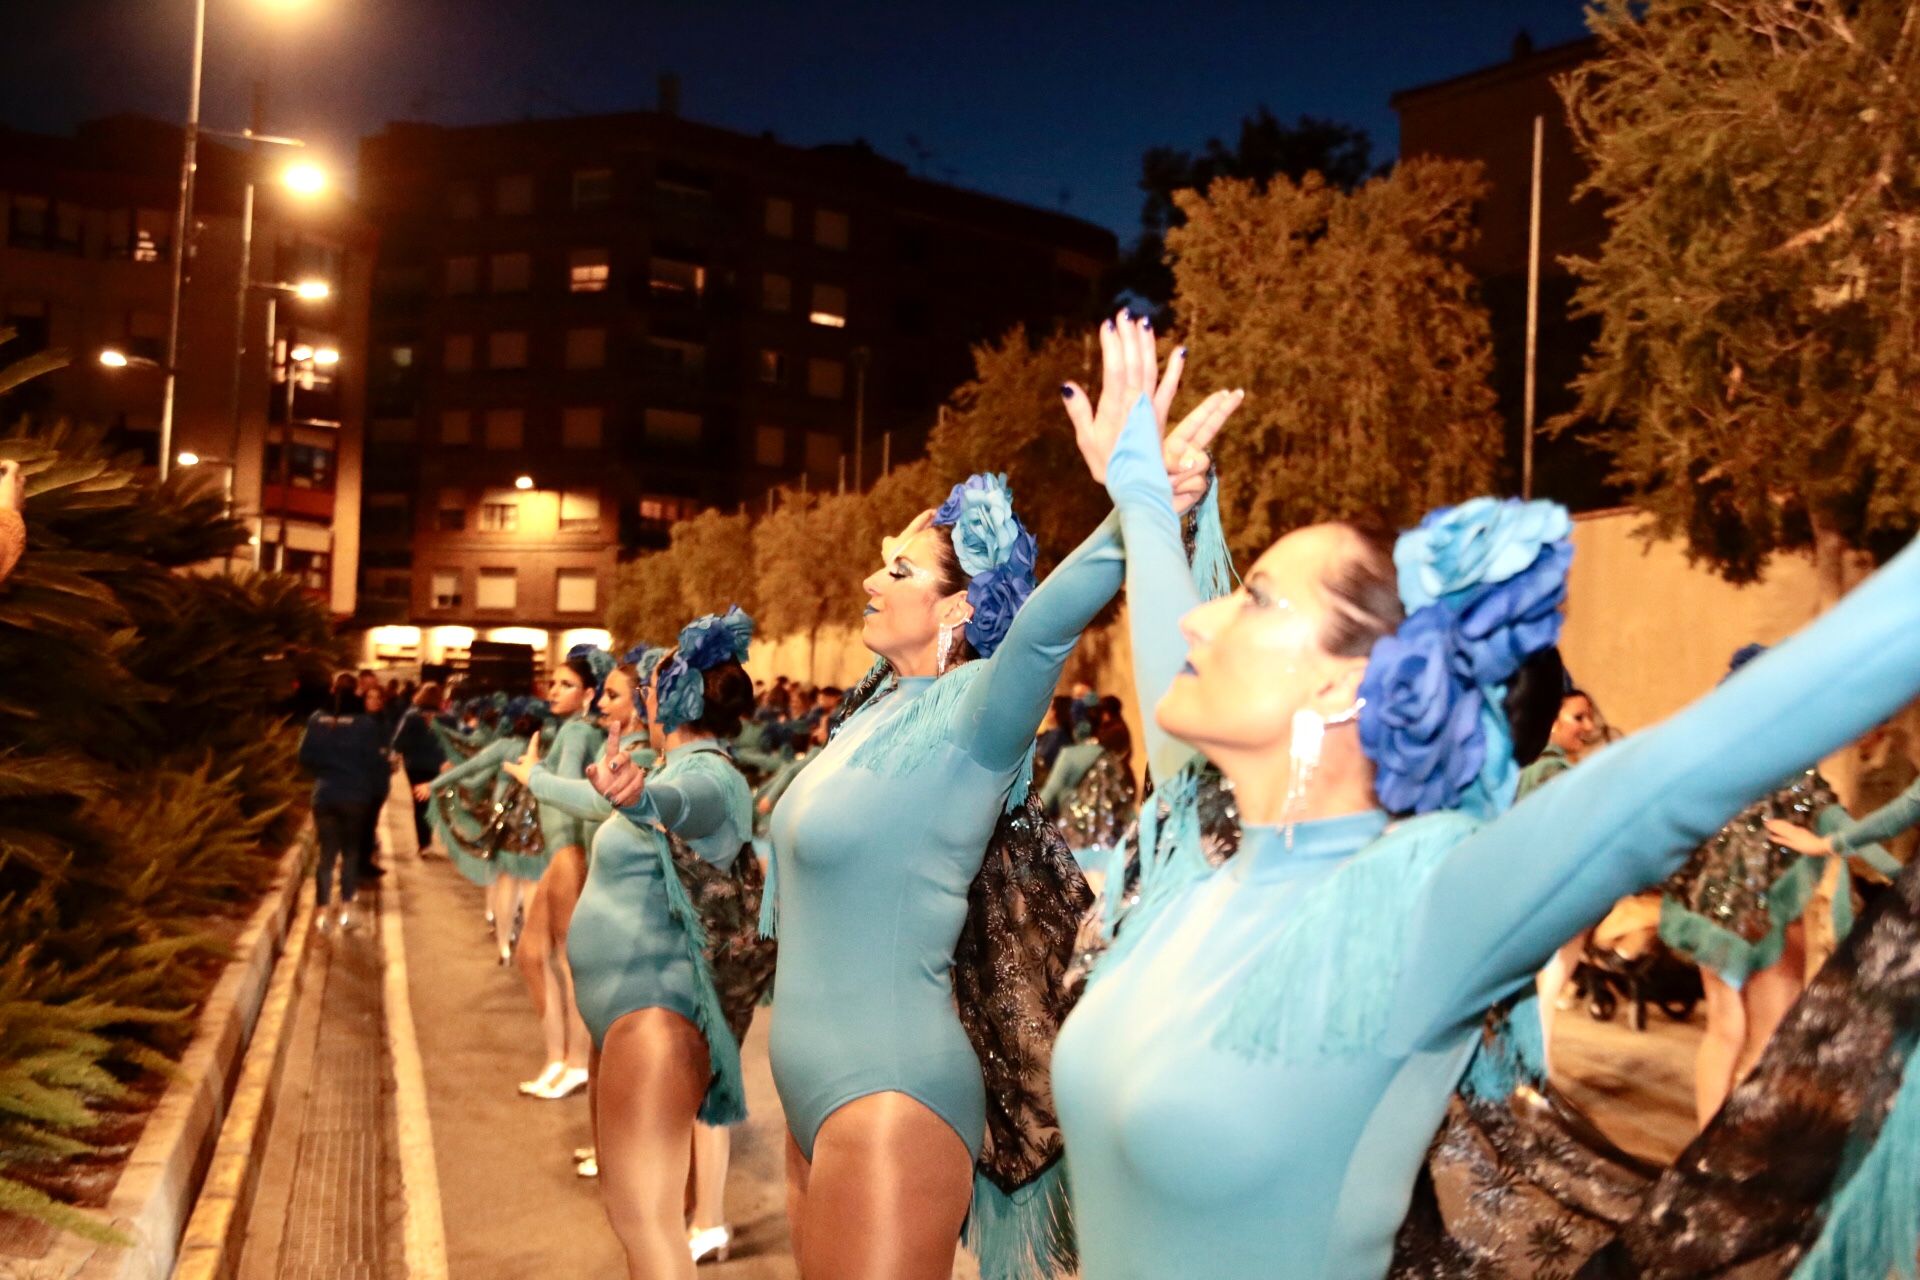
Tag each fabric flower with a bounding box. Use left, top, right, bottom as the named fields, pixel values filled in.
left=1357, top=605, right=1488, bottom=815
left=1451, top=541, right=1572, bottom=686
left=937, top=473, right=1022, bottom=578
left=1395, top=497, right=1573, bottom=613
left=568, top=642, right=617, bottom=687
left=678, top=605, right=755, bottom=671
left=965, top=558, right=1035, bottom=658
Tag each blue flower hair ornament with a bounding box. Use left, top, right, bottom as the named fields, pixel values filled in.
left=655, top=606, right=755, bottom=732
left=566, top=642, right=617, bottom=715
left=1359, top=497, right=1573, bottom=818
left=931, top=473, right=1037, bottom=660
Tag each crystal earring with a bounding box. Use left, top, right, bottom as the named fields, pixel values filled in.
left=936, top=623, right=955, bottom=675
left=1281, top=697, right=1366, bottom=849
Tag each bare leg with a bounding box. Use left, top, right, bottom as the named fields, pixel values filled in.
left=1695, top=968, right=1747, bottom=1128
left=486, top=877, right=516, bottom=958
left=541, top=847, right=594, bottom=1072
left=596, top=1008, right=707, bottom=1280
left=795, top=1092, right=973, bottom=1280
left=784, top=1131, right=810, bottom=1265
left=1735, top=925, right=1806, bottom=1084
left=690, top=1124, right=730, bottom=1232
left=1536, top=930, right=1589, bottom=1068
left=516, top=881, right=565, bottom=1067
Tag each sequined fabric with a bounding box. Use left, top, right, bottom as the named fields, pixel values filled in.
left=666, top=833, right=778, bottom=1046
left=1660, top=770, right=1834, bottom=956
left=1055, top=751, right=1137, bottom=853
left=953, top=792, right=1095, bottom=1193
left=485, top=784, right=545, bottom=859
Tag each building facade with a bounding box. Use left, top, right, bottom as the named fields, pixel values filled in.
left=0, top=115, right=373, bottom=615
left=1392, top=34, right=1620, bottom=510
left=354, top=102, right=1115, bottom=674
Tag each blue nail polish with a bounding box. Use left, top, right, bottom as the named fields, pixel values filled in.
left=1142, top=317, right=1152, bottom=330
left=1176, top=346, right=1186, bottom=358
left=1059, top=384, right=1074, bottom=399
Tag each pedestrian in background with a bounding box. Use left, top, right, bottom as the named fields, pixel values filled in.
left=298, top=677, right=389, bottom=931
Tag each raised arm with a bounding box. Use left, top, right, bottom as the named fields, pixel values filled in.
left=952, top=514, right=1125, bottom=772
left=1829, top=773, right=1920, bottom=854
left=532, top=737, right=655, bottom=822
left=1392, top=535, right=1920, bottom=1042
left=615, top=753, right=739, bottom=849
left=430, top=737, right=517, bottom=792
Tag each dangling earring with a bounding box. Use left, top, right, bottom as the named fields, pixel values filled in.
left=1281, top=697, right=1366, bottom=849
left=936, top=623, right=955, bottom=675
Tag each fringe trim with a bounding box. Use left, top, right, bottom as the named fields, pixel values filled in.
left=1094, top=762, right=1215, bottom=982
left=962, top=1160, right=1077, bottom=1280
left=1458, top=993, right=1549, bottom=1103
left=845, top=661, right=987, bottom=777
left=1188, top=483, right=1238, bottom=602
left=1215, top=811, right=1480, bottom=1063
left=1793, top=1039, right=1920, bottom=1280
left=757, top=829, right=780, bottom=939
left=651, top=831, right=749, bottom=1126
left=1658, top=855, right=1827, bottom=989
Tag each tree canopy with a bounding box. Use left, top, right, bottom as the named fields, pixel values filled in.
left=1562, top=0, right=1920, bottom=584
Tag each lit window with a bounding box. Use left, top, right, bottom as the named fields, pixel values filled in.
left=814, top=208, right=849, bottom=250
left=476, top=567, right=519, bottom=609
left=445, top=256, right=479, bottom=294
left=755, top=349, right=786, bottom=385
left=440, top=410, right=473, bottom=445
left=490, top=252, right=531, bottom=293
left=389, top=345, right=414, bottom=368
left=807, top=357, right=846, bottom=400
left=479, top=501, right=520, bottom=532
left=443, top=334, right=474, bottom=373
left=447, top=181, right=480, bottom=219
left=570, top=248, right=610, bottom=293
left=488, top=331, right=528, bottom=370
left=483, top=409, right=524, bottom=450
left=809, top=283, right=848, bottom=328
left=431, top=570, right=462, bottom=608
left=648, top=257, right=706, bottom=299
left=572, top=168, right=613, bottom=211
left=638, top=495, right=695, bottom=523
left=559, top=490, right=601, bottom=531
left=643, top=408, right=701, bottom=444
left=762, top=273, right=791, bottom=313
left=754, top=425, right=786, bottom=467
left=556, top=569, right=598, bottom=613
left=562, top=406, right=604, bottom=449
left=495, top=173, right=535, bottom=216
left=764, top=197, right=794, bottom=239
left=565, top=327, right=606, bottom=370
left=134, top=209, right=169, bottom=262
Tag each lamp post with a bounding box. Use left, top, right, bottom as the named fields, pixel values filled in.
left=157, top=0, right=208, bottom=484
left=175, top=450, right=237, bottom=510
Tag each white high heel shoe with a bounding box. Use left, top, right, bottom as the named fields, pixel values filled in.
left=688, top=1226, right=732, bottom=1265
left=517, top=1061, right=566, bottom=1096
left=524, top=1065, right=589, bottom=1100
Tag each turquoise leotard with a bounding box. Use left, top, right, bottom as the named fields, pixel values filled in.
left=765, top=516, right=1123, bottom=1160
left=564, top=740, right=750, bottom=1046
left=1049, top=395, right=1920, bottom=1279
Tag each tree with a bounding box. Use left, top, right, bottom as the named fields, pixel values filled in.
left=926, top=326, right=1109, bottom=569
left=1561, top=0, right=1920, bottom=593
left=605, top=549, right=687, bottom=649
left=1167, top=160, right=1504, bottom=559
left=1117, top=108, right=1375, bottom=310
left=664, top=508, right=759, bottom=621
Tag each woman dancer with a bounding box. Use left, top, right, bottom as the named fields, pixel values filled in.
left=423, top=699, right=546, bottom=961
left=1047, top=381, right=1920, bottom=1278
left=752, top=314, right=1225, bottom=1279
left=533, top=614, right=757, bottom=1278
left=514, top=649, right=609, bottom=1101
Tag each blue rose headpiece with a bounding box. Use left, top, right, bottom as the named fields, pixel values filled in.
left=656, top=606, right=755, bottom=732
left=615, top=644, right=667, bottom=725
left=1358, top=497, right=1573, bottom=818
left=566, top=642, right=617, bottom=716
left=931, top=472, right=1038, bottom=660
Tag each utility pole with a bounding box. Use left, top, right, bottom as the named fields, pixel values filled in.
left=1522, top=114, right=1544, bottom=501
left=159, top=0, right=208, bottom=482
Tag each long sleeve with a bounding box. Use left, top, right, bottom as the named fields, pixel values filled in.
left=617, top=764, right=733, bottom=842
left=1829, top=773, right=1920, bottom=853
left=297, top=712, right=326, bottom=773
left=547, top=718, right=601, bottom=784
left=532, top=741, right=656, bottom=823
left=431, top=737, right=517, bottom=792
left=1104, top=394, right=1204, bottom=784
left=1391, top=532, right=1920, bottom=1044
left=952, top=513, right=1125, bottom=772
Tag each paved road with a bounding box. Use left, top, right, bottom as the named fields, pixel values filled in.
left=265, top=772, right=1704, bottom=1280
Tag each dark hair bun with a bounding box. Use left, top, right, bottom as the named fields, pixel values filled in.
left=1503, top=646, right=1568, bottom=769
left=691, top=661, right=755, bottom=740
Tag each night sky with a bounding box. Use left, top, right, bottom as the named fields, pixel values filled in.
left=0, top=1, right=1589, bottom=240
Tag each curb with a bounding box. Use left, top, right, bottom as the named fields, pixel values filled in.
left=69, top=837, right=310, bottom=1280
left=167, top=879, right=315, bottom=1280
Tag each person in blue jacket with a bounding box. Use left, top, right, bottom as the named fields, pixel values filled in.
left=1047, top=320, right=1920, bottom=1279
left=298, top=681, right=390, bottom=932
left=390, top=681, right=448, bottom=853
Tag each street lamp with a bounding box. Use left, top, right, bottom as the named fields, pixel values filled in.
left=281, top=160, right=327, bottom=197
left=514, top=475, right=535, bottom=491
left=292, top=278, right=330, bottom=301
left=99, top=349, right=131, bottom=369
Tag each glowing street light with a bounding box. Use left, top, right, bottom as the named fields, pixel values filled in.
left=99, top=349, right=130, bottom=368
left=177, top=451, right=202, bottom=467
left=289, top=342, right=315, bottom=362
left=312, top=346, right=340, bottom=367
left=281, top=161, right=327, bottom=197
left=514, top=475, right=535, bottom=491
left=292, top=278, right=331, bottom=301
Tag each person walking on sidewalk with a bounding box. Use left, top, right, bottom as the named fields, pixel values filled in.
left=299, top=677, right=390, bottom=931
